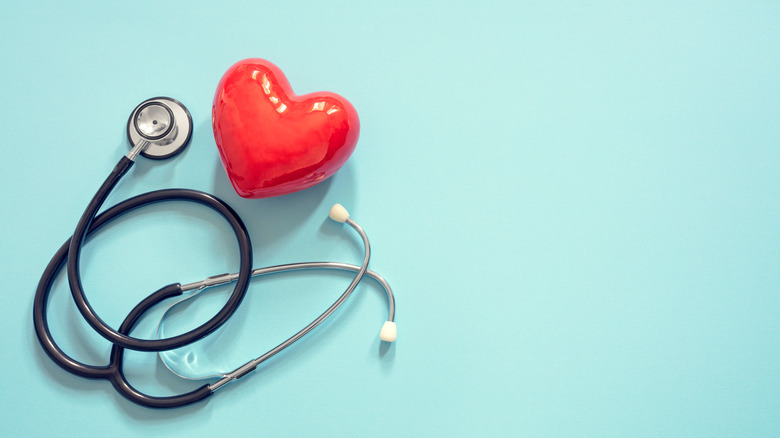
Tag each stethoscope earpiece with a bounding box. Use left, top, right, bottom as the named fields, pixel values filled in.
left=126, top=97, right=193, bottom=159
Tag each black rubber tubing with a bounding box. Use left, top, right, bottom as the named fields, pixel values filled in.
left=62, top=157, right=253, bottom=351
left=108, top=284, right=213, bottom=407
left=35, top=270, right=213, bottom=407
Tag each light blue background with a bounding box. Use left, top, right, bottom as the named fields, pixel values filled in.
left=1, top=1, right=778, bottom=436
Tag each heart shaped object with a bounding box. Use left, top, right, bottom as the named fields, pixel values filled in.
left=212, top=58, right=360, bottom=198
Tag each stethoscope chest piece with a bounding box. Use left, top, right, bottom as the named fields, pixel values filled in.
left=127, top=97, right=193, bottom=159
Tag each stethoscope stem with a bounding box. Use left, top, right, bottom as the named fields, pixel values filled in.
left=126, top=139, right=150, bottom=161
left=180, top=263, right=395, bottom=321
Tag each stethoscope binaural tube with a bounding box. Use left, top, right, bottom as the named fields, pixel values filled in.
left=158, top=263, right=396, bottom=381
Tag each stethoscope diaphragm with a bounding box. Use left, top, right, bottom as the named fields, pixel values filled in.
left=126, top=96, right=192, bottom=159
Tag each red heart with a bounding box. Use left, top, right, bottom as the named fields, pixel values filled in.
left=212, top=58, right=360, bottom=198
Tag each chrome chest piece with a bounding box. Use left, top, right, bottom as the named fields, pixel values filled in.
left=126, top=97, right=193, bottom=159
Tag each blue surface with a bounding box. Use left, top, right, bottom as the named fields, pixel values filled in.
left=1, top=1, right=779, bottom=436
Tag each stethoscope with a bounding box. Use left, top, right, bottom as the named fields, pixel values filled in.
left=34, top=97, right=397, bottom=408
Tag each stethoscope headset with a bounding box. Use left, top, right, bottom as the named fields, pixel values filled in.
left=34, top=97, right=397, bottom=408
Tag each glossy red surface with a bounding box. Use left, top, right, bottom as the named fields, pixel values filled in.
left=212, top=59, right=360, bottom=198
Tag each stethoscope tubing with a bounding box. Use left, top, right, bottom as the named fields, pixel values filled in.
left=64, top=157, right=254, bottom=352
left=34, top=187, right=253, bottom=406
left=107, top=284, right=213, bottom=407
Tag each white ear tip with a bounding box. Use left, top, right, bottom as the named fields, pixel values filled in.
left=379, top=321, right=397, bottom=342
left=329, top=204, right=350, bottom=223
